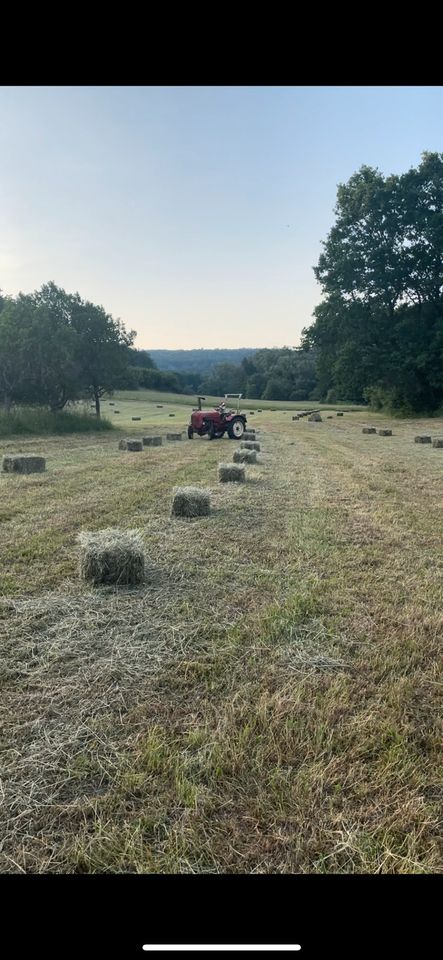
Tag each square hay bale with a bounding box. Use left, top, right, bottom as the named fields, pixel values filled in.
left=166, top=433, right=182, bottom=441
left=114, top=410, right=120, bottom=414
left=432, top=438, right=443, bottom=448
left=292, top=415, right=299, bottom=421
left=118, top=439, right=128, bottom=450
left=362, top=427, right=376, bottom=434
left=378, top=429, right=392, bottom=436
left=126, top=439, right=143, bottom=451
left=2, top=455, right=46, bottom=474
left=218, top=462, right=245, bottom=483
left=415, top=436, right=432, bottom=444
left=109, top=402, right=115, bottom=405
left=240, top=440, right=260, bottom=451
left=156, top=405, right=163, bottom=408
left=233, top=448, right=257, bottom=464
left=143, top=436, right=162, bottom=447
left=257, top=409, right=262, bottom=412
left=242, top=431, right=256, bottom=440
left=336, top=412, right=344, bottom=416
left=132, top=416, right=141, bottom=421
left=78, top=528, right=145, bottom=585
left=171, top=485, right=211, bottom=517
left=249, top=411, right=255, bottom=415
left=308, top=413, right=322, bottom=422
left=168, top=413, right=175, bottom=417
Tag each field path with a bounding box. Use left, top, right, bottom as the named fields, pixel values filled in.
left=1, top=410, right=442, bottom=872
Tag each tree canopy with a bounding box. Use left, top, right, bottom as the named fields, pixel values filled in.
left=0, top=283, right=135, bottom=416
left=303, top=152, right=443, bottom=412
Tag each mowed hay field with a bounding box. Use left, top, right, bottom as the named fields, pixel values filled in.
left=1, top=396, right=443, bottom=873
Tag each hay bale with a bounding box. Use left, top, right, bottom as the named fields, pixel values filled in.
left=337, top=412, right=344, bottom=416
left=233, top=448, right=257, bottom=464
left=326, top=415, right=333, bottom=419
left=109, top=402, right=115, bottom=406
left=78, top=528, right=145, bottom=585
left=126, top=439, right=143, bottom=451
left=432, top=438, right=443, bottom=448
left=242, top=431, right=256, bottom=440
left=171, top=486, right=211, bottom=518
left=415, top=436, right=432, bottom=444
left=257, top=409, right=262, bottom=412
left=249, top=411, right=255, bottom=415
left=143, top=436, right=162, bottom=447
left=308, top=413, right=322, bottom=422
left=114, top=410, right=120, bottom=414
left=378, top=429, right=392, bottom=436
left=218, top=462, right=245, bottom=483
left=156, top=405, right=163, bottom=408
left=118, top=439, right=128, bottom=450
left=2, top=455, right=46, bottom=474
left=292, top=415, right=299, bottom=421
left=362, top=427, right=376, bottom=434
left=132, top=416, right=141, bottom=421
left=166, top=433, right=182, bottom=441
left=168, top=413, right=175, bottom=417
left=240, top=440, right=260, bottom=451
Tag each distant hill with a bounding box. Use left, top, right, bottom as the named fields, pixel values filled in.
left=148, top=348, right=256, bottom=374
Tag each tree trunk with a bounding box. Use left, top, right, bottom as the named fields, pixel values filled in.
left=95, top=391, right=101, bottom=418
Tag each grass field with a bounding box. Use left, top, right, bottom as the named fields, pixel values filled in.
left=1, top=394, right=442, bottom=873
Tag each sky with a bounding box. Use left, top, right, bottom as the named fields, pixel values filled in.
left=1, top=85, right=442, bottom=350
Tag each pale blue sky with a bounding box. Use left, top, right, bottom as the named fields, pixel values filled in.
left=1, top=86, right=442, bottom=349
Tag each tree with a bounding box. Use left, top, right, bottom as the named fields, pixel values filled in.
left=70, top=297, right=135, bottom=417
left=0, top=292, right=80, bottom=411
left=0, top=297, right=26, bottom=411
left=31, top=282, right=135, bottom=417
left=304, top=153, right=443, bottom=411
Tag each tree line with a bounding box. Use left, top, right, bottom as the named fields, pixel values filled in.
left=302, top=151, right=443, bottom=414
left=123, top=345, right=320, bottom=401
left=1, top=283, right=319, bottom=411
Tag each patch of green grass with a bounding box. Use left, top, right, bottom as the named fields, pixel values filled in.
left=0, top=406, right=113, bottom=436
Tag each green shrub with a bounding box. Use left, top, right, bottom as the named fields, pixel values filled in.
left=0, top=406, right=114, bottom=436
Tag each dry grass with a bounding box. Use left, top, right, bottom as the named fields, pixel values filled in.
left=143, top=437, right=163, bottom=447
left=240, top=440, right=260, bottom=452
left=78, top=529, right=145, bottom=585
left=2, top=455, right=46, bottom=474
left=171, top=486, right=211, bottom=518
left=233, top=449, right=257, bottom=464
left=218, top=462, right=246, bottom=483
left=125, top=440, right=143, bottom=452
left=1, top=404, right=443, bottom=873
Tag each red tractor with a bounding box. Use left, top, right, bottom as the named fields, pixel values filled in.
left=187, top=394, right=247, bottom=440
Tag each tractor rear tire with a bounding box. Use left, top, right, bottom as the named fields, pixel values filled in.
left=227, top=417, right=245, bottom=440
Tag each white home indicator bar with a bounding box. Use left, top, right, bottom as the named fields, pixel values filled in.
left=142, top=948, right=301, bottom=953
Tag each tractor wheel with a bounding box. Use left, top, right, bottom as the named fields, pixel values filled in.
left=227, top=417, right=245, bottom=440
left=187, top=426, right=194, bottom=439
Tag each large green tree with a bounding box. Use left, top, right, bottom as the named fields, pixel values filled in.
left=70, top=298, right=135, bottom=417
left=304, top=153, right=443, bottom=411
left=0, top=282, right=135, bottom=415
